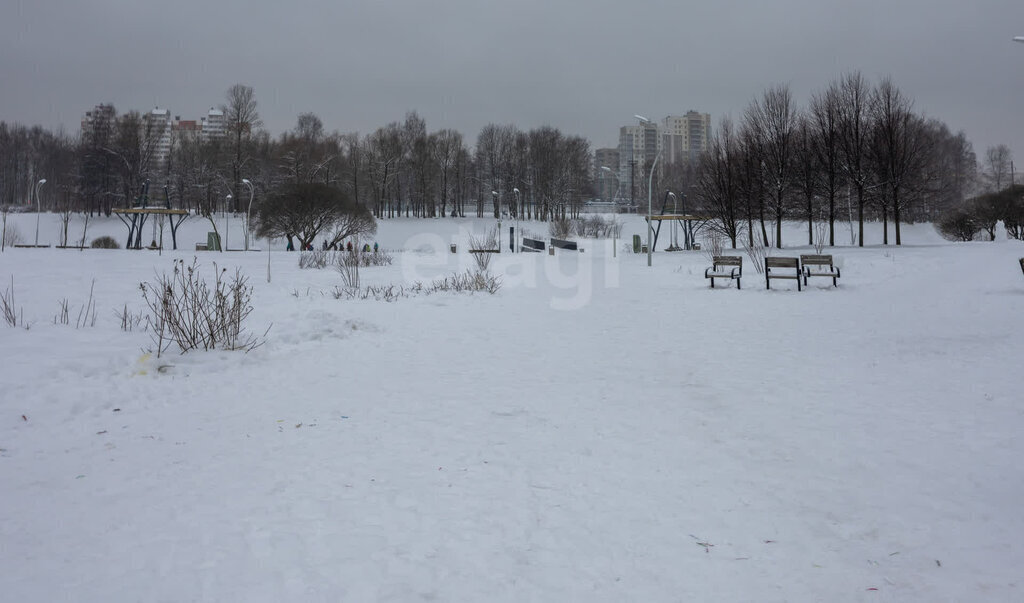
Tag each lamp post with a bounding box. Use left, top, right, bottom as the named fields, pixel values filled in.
left=34, top=178, right=46, bottom=246
left=666, top=192, right=679, bottom=250
left=601, top=167, right=621, bottom=257
left=224, top=194, right=231, bottom=251
left=512, top=188, right=521, bottom=253
left=635, top=115, right=661, bottom=267
left=241, top=179, right=255, bottom=251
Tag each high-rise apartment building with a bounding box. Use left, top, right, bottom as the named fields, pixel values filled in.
left=617, top=123, right=659, bottom=205
left=142, top=108, right=173, bottom=171
left=660, top=111, right=712, bottom=165
left=201, top=108, right=225, bottom=141
left=80, top=104, right=116, bottom=140
left=594, top=148, right=619, bottom=202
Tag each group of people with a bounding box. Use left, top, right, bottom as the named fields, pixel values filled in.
left=286, top=239, right=379, bottom=253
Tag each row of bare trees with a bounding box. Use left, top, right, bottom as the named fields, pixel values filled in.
left=0, top=84, right=593, bottom=228
left=1, top=75, right=1013, bottom=243
left=695, top=72, right=996, bottom=248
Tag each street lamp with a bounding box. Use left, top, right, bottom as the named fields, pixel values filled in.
left=667, top=192, right=679, bottom=250
left=242, top=178, right=254, bottom=251
left=224, top=194, right=232, bottom=251
left=636, top=115, right=661, bottom=267
left=34, top=179, right=46, bottom=246
left=512, top=188, right=521, bottom=253
left=600, top=167, right=621, bottom=257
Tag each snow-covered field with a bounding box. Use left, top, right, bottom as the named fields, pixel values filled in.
left=2, top=213, right=1023, bottom=601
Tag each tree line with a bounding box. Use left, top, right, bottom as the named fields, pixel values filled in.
left=0, top=76, right=1019, bottom=247
left=694, top=72, right=1018, bottom=248
left=0, top=84, right=593, bottom=227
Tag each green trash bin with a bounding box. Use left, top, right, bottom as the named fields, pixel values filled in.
left=207, top=232, right=221, bottom=251
left=632, top=234, right=641, bottom=253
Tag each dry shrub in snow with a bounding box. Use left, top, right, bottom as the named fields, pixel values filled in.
left=573, top=215, right=622, bottom=238
left=330, top=269, right=501, bottom=301
left=298, top=249, right=330, bottom=269
left=743, top=232, right=770, bottom=274
left=2, top=276, right=23, bottom=327
left=469, top=226, right=498, bottom=271
left=115, top=304, right=148, bottom=332
left=935, top=209, right=980, bottom=242
left=90, top=236, right=119, bottom=249
left=813, top=221, right=828, bottom=254
left=3, top=223, right=24, bottom=248
left=701, top=233, right=725, bottom=264
left=549, top=216, right=573, bottom=239
left=428, top=270, right=502, bottom=294
left=54, top=279, right=97, bottom=328
left=335, top=252, right=361, bottom=289
left=140, top=258, right=264, bottom=357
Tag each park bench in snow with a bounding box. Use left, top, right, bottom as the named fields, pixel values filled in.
left=765, top=257, right=802, bottom=291
left=800, top=254, right=841, bottom=287
left=704, top=255, right=743, bottom=289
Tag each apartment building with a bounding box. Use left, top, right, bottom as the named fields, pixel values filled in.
left=594, top=148, right=619, bottom=202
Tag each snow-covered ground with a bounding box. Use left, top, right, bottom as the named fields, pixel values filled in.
left=2, top=213, right=1023, bottom=601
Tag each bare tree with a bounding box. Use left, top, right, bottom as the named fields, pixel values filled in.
left=222, top=84, right=262, bottom=211
left=983, top=144, right=1013, bottom=192
left=696, top=117, right=741, bottom=248
left=809, top=86, right=844, bottom=245
left=746, top=84, right=797, bottom=248
left=791, top=115, right=819, bottom=246
left=836, top=72, right=873, bottom=246
left=867, top=77, right=929, bottom=245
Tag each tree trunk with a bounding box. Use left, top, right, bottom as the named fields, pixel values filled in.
left=828, top=193, right=835, bottom=247
left=882, top=205, right=888, bottom=245
left=894, top=199, right=902, bottom=245
left=857, top=187, right=864, bottom=247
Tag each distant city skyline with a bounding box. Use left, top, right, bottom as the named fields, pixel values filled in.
left=3, top=0, right=1022, bottom=160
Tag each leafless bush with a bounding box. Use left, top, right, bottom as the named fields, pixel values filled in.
left=360, top=250, right=393, bottom=266
left=53, top=280, right=97, bottom=328
left=429, top=270, right=502, bottom=294
left=3, top=223, right=24, bottom=248
left=573, top=215, right=623, bottom=238
left=332, top=284, right=410, bottom=301
left=336, top=251, right=361, bottom=289
left=549, top=215, right=573, bottom=238
left=298, top=249, right=330, bottom=269
left=813, top=221, right=828, bottom=254
left=140, top=258, right=264, bottom=358
left=935, top=209, right=980, bottom=242
left=115, top=304, right=148, bottom=332
left=2, top=276, right=24, bottom=327
left=470, top=226, right=498, bottom=250
left=742, top=232, right=770, bottom=274
left=330, top=269, right=501, bottom=301
left=701, top=233, right=725, bottom=264
left=468, top=226, right=498, bottom=271
left=90, top=235, right=119, bottom=249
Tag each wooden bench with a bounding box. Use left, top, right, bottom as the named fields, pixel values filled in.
left=765, top=257, right=802, bottom=291
left=704, top=255, right=743, bottom=289
left=800, top=254, right=840, bottom=287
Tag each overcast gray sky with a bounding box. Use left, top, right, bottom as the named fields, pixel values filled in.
left=3, top=0, right=1023, bottom=163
